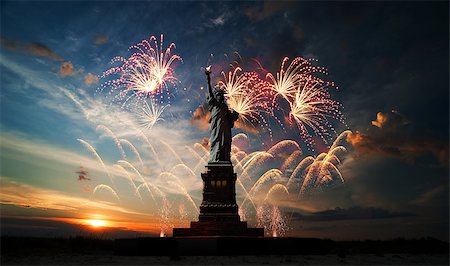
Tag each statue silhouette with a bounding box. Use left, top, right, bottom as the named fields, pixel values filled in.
left=205, top=66, right=239, bottom=163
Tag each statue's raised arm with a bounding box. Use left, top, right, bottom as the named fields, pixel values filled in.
left=205, top=66, right=215, bottom=104
left=205, top=66, right=237, bottom=163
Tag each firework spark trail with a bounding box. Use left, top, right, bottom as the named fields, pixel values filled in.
left=231, top=144, right=240, bottom=154
left=156, top=138, right=184, bottom=164
left=159, top=172, right=185, bottom=188
left=113, top=164, right=137, bottom=190
left=232, top=132, right=249, bottom=148
left=299, top=160, right=324, bottom=197
left=318, top=160, right=344, bottom=184
left=135, top=183, right=155, bottom=202
left=138, top=99, right=169, bottom=130
left=117, top=160, right=146, bottom=182
left=93, top=184, right=120, bottom=201
left=96, top=125, right=126, bottom=159
left=159, top=197, right=173, bottom=237
left=239, top=151, right=261, bottom=166
left=286, top=156, right=314, bottom=188
left=330, top=130, right=352, bottom=150
left=184, top=145, right=206, bottom=160
left=315, top=146, right=346, bottom=186
left=232, top=151, right=247, bottom=162
left=217, top=67, right=277, bottom=136
left=256, top=205, right=265, bottom=228
left=77, top=139, right=116, bottom=189
left=266, top=57, right=332, bottom=103
left=267, top=139, right=301, bottom=156
left=235, top=178, right=257, bottom=212
left=239, top=151, right=274, bottom=185
left=170, top=164, right=196, bottom=179
left=218, top=67, right=249, bottom=100
left=193, top=143, right=209, bottom=155
left=101, top=34, right=182, bottom=106
left=266, top=57, right=304, bottom=103
left=270, top=205, right=287, bottom=237
left=264, top=184, right=289, bottom=202
left=135, top=129, right=163, bottom=169
left=117, top=159, right=155, bottom=199
left=241, top=169, right=283, bottom=207
left=143, top=182, right=166, bottom=198
left=167, top=181, right=198, bottom=213
left=280, top=150, right=303, bottom=172
left=289, top=77, right=344, bottom=147
left=232, top=154, right=253, bottom=183
left=60, top=88, right=89, bottom=118
left=322, top=146, right=346, bottom=167
left=242, top=151, right=273, bottom=170
left=185, top=146, right=207, bottom=172
left=119, top=139, right=145, bottom=169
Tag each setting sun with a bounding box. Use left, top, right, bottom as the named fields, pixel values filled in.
left=87, top=219, right=107, bottom=228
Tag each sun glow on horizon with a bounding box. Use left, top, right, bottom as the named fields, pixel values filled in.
left=87, top=219, right=107, bottom=228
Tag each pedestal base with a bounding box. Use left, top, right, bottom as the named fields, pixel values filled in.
left=173, top=221, right=264, bottom=237
left=173, top=162, right=264, bottom=237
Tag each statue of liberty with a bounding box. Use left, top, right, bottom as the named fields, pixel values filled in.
left=205, top=66, right=239, bottom=163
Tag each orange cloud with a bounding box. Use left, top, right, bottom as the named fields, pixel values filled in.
left=84, top=73, right=99, bottom=85
left=94, top=34, right=108, bottom=45
left=346, top=131, right=366, bottom=146
left=191, top=104, right=210, bottom=131
left=234, top=119, right=259, bottom=134
left=201, top=137, right=210, bottom=150
left=26, top=43, right=64, bottom=61
left=59, top=61, right=76, bottom=77
left=371, top=112, right=388, bottom=128
left=347, top=112, right=448, bottom=165
left=0, top=37, right=64, bottom=61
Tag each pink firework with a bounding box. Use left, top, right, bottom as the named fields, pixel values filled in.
left=289, top=77, right=344, bottom=148
left=266, top=57, right=334, bottom=103
left=218, top=66, right=277, bottom=137
left=101, top=34, right=182, bottom=106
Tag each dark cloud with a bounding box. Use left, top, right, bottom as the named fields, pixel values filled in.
left=244, top=1, right=293, bottom=21
left=77, top=175, right=90, bottom=181
left=0, top=36, right=18, bottom=50
left=293, top=206, right=414, bottom=222
left=0, top=36, right=64, bottom=61
left=346, top=111, right=449, bottom=166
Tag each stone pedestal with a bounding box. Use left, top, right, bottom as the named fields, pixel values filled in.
left=173, top=162, right=264, bottom=237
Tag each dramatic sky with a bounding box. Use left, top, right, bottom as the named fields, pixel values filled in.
left=1, top=1, right=448, bottom=240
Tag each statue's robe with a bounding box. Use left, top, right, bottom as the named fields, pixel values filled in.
left=208, top=93, right=239, bottom=162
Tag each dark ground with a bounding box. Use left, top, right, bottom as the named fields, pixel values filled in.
left=1, top=236, right=449, bottom=265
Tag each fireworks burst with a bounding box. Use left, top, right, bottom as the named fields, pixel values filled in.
left=218, top=67, right=275, bottom=136
left=218, top=67, right=248, bottom=99
left=289, top=77, right=344, bottom=147
left=266, top=57, right=332, bottom=103
left=101, top=34, right=182, bottom=107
